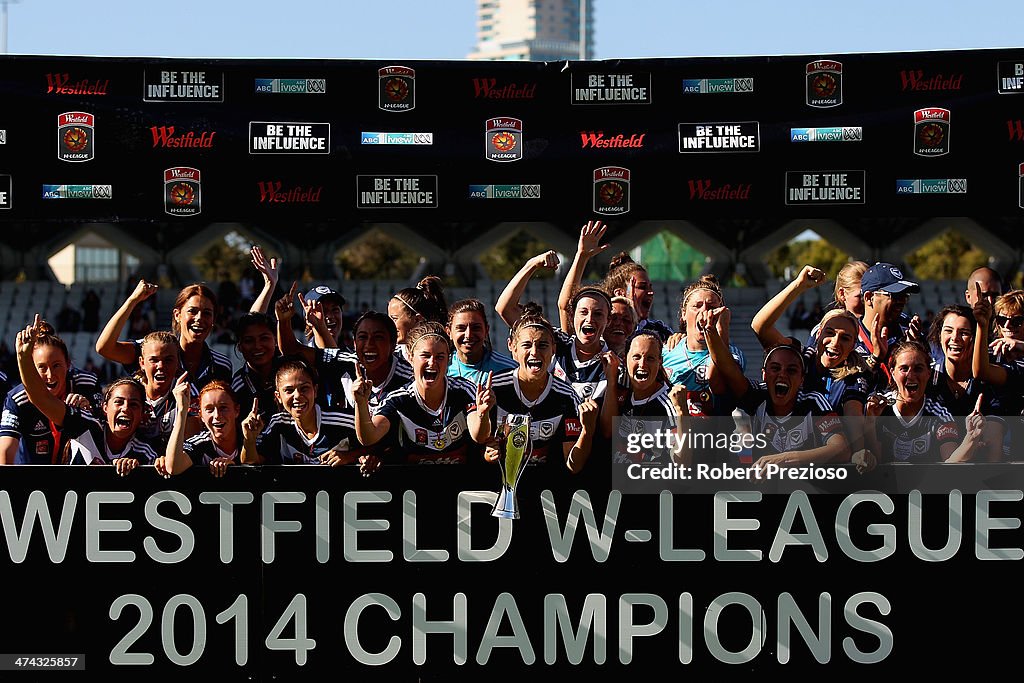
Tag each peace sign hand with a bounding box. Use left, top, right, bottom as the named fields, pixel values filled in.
left=475, top=372, right=495, bottom=414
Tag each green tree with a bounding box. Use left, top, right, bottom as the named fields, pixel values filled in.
left=906, top=231, right=987, bottom=280
left=337, top=232, right=421, bottom=280
left=765, top=238, right=850, bottom=279
left=479, top=232, right=561, bottom=280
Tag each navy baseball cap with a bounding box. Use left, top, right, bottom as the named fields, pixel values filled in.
left=859, top=263, right=920, bottom=295
left=304, top=285, right=346, bottom=308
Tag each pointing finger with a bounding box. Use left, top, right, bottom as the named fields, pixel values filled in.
left=974, top=393, right=984, bottom=415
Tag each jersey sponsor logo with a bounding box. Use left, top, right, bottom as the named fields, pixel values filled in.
left=415, top=428, right=427, bottom=444
left=564, top=418, right=582, bottom=439
left=936, top=422, right=958, bottom=441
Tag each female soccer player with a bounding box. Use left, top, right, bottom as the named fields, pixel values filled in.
left=472, top=305, right=598, bottom=474
left=446, top=298, right=517, bottom=384
left=157, top=376, right=241, bottom=477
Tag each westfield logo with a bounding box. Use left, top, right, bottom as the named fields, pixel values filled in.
left=687, top=179, right=751, bottom=200
left=580, top=132, right=645, bottom=148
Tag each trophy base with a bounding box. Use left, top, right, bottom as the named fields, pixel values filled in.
left=491, top=487, right=520, bottom=519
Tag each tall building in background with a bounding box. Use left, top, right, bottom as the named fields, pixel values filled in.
left=468, top=0, right=594, bottom=61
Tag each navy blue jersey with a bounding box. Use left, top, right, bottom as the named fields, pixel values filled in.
left=737, top=380, right=843, bottom=459
left=231, top=363, right=278, bottom=423
left=376, top=376, right=478, bottom=464
left=62, top=405, right=159, bottom=465
left=612, top=383, right=680, bottom=464
left=315, top=349, right=413, bottom=413
left=0, top=367, right=102, bottom=465
left=874, top=395, right=960, bottom=463
left=183, top=431, right=239, bottom=467
left=800, top=346, right=871, bottom=413
left=256, top=406, right=359, bottom=465
left=552, top=329, right=608, bottom=402
left=0, top=371, right=8, bottom=403
left=127, top=339, right=232, bottom=396
left=136, top=390, right=178, bottom=451
left=487, top=368, right=582, bottom=467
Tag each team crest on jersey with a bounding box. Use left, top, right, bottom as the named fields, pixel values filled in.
left=58, top=112, right=94, bottom=162
left=485, top=117, right=523, bottom=162
left=694, top=364, right=709, bottom=383
left=379, top=66, right=415, bottom=112
left=914, top=108, right=950, bottom=156
left=164, top=167, right=201, bottom=216
left=449, top=421, right=462, bottom=439
left=539, top=419, right=555, bottom=439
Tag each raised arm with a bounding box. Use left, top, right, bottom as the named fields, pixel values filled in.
left=16, top=316, right=68, bottom=427
left=751, top=265, right=825, bottom=350
left=238, top=399, right=265, bottom=465
left=495, top=251, right=560, bottom=327
left=162, top=374, right=192, bottom=476
left=557, top=221, right=609, bottom=332
left=564, top=399, right=598, bottom=474
left=249, top=246, right=280, bottom=315
left=298, top=291, right=337, bottom=350
left=598, top=351, right=621, bottom=440
left=703, top=307, right=749, bottom=398
left=95, top=280, right=158, bottom=365
left=971, top=283, right=1006, bottom=385
left=274, top=282, right=316, bottom=364
left=352, top=364, right=391, bottom=446
left=467, top=372, right=495, bottom=444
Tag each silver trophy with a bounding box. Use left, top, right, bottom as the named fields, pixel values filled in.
left=492, top=413, right=533, bottom=519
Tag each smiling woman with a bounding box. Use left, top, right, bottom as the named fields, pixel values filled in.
left=94, top=281, right=233, bottom=400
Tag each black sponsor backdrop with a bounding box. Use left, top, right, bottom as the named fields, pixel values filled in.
left=2, top=466, right=1024, bottom=678
left=1, top=51, right=1024, bottom=251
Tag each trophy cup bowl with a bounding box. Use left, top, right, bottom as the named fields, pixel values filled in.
left=492, top=413, right=533, bottom=519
